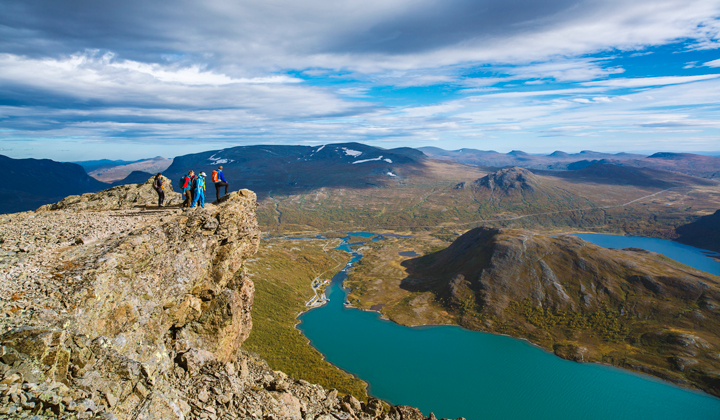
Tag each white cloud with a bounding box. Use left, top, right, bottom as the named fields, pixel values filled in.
left=583, top=74, right=720, bottom=87
left=336, top=87, right=370, bottom=97
left=504, top=59, right=625, bottom=82
left=2, top=0, right=720, bottom=156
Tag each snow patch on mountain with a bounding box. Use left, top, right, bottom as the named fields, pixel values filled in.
left=352, top=156, right=383, bottom=164
left=208, top=153, right=234, bottom=165
left=342, top=147, right=362, bottom=157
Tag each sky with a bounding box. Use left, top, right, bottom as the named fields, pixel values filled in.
left=1, top=0, right=720, bottom=161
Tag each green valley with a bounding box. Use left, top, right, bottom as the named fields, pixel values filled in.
left=242, top=237, right=369, bottom=399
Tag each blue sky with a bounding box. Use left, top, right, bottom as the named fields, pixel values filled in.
left=1, top=0, right=719, bottom=160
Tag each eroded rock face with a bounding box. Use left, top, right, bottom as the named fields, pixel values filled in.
left=0, top=188, right=455, bottom=419
left=64, top=190, right=260, bottom=369
left=0, top=189, right=261, bottom=418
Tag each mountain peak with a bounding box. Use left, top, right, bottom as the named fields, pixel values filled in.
left=474, top=167, right=538, bottom=194
left=549, top=151, right=570, bottom=157
left=508, top=150, right=530, bottom=156
left=648, top=152, right=692, bottom=160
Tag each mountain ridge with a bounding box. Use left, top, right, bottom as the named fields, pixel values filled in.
left=0, top=154, right=108, bottom=214
left=419, top=146, right=720, bottom=179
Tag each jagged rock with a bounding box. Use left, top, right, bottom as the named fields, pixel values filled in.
left=178, top=348, right=216, bottom=376
left=36, top=175, right=181, bottom=212
left=391, top=405, right=425, bottom=420
left=364, top=397, right=385, bottom=417
left=344, top=394, right=363, bottom=412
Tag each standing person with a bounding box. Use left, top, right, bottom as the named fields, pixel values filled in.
left=181, top=170, right=194, bottom=208
left=212, top=165, right=229, bottom=201
left=153, top=173, right=165, bottom=207
left=191, top=172, right=206, bottom=208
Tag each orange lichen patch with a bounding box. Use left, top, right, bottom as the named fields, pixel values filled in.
left=10, top=292, right=23, bottom=301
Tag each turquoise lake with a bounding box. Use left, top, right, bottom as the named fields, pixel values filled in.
left=297, top=233, right=720, bottom=420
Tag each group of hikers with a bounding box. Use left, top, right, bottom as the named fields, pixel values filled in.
left=152, top=165, right=229, bottom=208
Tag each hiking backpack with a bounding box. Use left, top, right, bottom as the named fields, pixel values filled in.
left=211, top=170, right=219, bottom=183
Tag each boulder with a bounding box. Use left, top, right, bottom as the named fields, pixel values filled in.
left=391, top=405, right=425, bottom=420
left=177, top=348, right=216, bottom=376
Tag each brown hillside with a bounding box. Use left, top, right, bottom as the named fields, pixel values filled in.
left=401, top=227, right=720, bottom=396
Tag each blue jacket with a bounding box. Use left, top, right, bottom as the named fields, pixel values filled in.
left=194, top=176, right=205, bottom=192
left=182, top=175, right=192, bottom=191
left=218, top=170, right=227, bottom=183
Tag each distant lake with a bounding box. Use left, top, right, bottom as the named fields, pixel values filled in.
left=574, top=233, right=720, bottom=277
left=297, top=234, right=720, bottom=420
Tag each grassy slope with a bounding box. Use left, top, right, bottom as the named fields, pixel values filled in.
left=243, top=238, right=368, bottom=399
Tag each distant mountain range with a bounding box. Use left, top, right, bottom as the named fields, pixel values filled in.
left=87, top=156, right=172, bottom=182
left=2, top=144, right=718, bottom=255
left=0, top=155, right=108, bottom=214
left=419, top=147, right=644, bottom=168
left=420, top=147, right=720, bottom=179
left=73, top=159, right=139, bottom=172
left=164, top=143, right=425, bottom=200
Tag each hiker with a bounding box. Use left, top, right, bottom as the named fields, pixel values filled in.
left=181, top=170, right=194, bottom=208
left=212, top=165, right=229, bottom=201
left=153, top=173, right=165, bottom=207
left=191, top=172, right=206, bottom=208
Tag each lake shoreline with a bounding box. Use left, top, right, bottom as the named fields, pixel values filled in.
left=294, top=230, right=720, bottom=419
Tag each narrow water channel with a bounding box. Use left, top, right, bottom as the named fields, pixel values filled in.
left=297, top=233, right=720, bottom=420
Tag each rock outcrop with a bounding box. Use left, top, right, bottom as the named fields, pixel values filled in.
left=0, top=189, right=260, bottom=418
left=37, top=175, right=181, bottom=212
left=473, top=167, right=538, bottom=195
left=0, top=186, right=458, bottom=419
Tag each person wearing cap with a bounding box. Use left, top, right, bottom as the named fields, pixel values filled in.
left=211, top=165, right=229, bottom=201
left=191, top=171, right=207, bottom=208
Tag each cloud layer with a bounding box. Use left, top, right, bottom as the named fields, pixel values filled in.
left=0, top=0, right=719, bottom=158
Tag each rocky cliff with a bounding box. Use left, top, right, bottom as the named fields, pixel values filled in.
left=402, top=227, right=720, bottom=397
left=0, top=185, right=459, bottom=419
